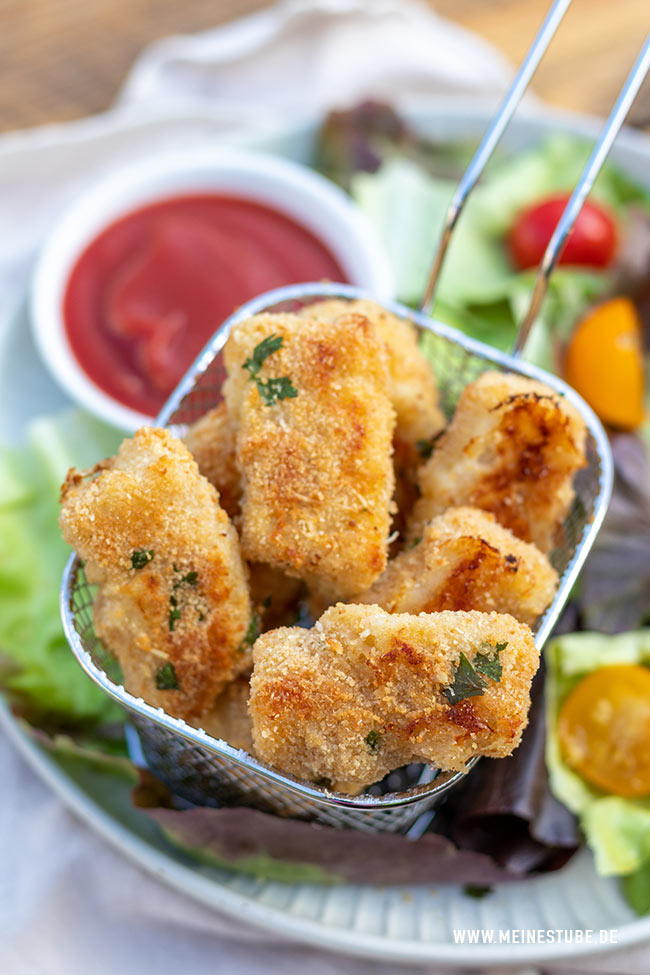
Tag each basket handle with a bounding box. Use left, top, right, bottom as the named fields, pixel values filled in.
left=420, top=0, right=650, bottom=358
left=419, top=0, right=573, bottom=317
left=513, top=34, right=650, bottom=355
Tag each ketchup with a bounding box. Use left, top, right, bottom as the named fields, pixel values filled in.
left=63, top=194, right=347, bottom=416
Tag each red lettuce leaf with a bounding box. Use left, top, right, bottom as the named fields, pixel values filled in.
left=134, top=667, right=578, bottom=886
left=141, top=803, right=529, bottom=886
left=442, top=667, right=579, bottom=874
left=580, top=433, right=650, bottom=633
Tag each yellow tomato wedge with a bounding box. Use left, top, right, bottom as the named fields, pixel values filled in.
left=565, top=297, right=645, bottom=430
left=558, top=664, right=650, bottom=797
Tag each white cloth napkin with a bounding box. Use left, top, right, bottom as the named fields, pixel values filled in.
left=1, top=2, right=647, bottom=973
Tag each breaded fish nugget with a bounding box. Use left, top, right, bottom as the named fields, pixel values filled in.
left=358, top=507, right=557, bottom=627
left=193, top=676, right=254, bottom=753
left=224, top=312, right=395, bottom=600
left=410, top=371, right=587, bottom=552
left=304, top=300, right=444, bottom=537
left=250, top=604, right=539, bottom=793
left=304, top=298, right=445, bottom=449
left=60, top=427, right=252, bottom=720
left=183, top=403, right=240, bottom=520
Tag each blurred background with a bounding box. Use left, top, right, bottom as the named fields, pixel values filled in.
left=2, top=0, right=650, bottom=132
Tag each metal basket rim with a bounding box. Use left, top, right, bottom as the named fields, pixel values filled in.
left=60, top=556, right=474, bottom=810
left=60, top=280, right=614, bottom=812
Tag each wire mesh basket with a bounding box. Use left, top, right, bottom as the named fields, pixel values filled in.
left=61, top=280, right=613, bottom=834
left=61, top=0, right=650, bottom=832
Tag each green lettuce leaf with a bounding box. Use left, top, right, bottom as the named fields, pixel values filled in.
left=622, top=863, right=650, bottom=915
left=0, top=410, right=122, bottom=728
left=545, top=630, right=650, bottom=912
left=351, top=135, right=648, bottom=370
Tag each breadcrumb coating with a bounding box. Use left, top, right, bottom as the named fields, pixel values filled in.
left=358, top=507, right=558, bottom=627
left=249, top=604, right=539, bottom=793
left=409, top=371, right=587, bottom=552
left=223, top=312, right=396, bottom=600
left=59, top=427, right=252, bottom=720
left=183, top=403, right=240, bottom=520
left=303, top=299, right=445, bottom=447
left=193, top=676, right=254, bottom=753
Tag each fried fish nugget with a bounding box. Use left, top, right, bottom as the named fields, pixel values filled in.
left=304, top=298, right=445, bottom=449
left=409, top=371, right=587, bottom=552
left=250, top=604, right=539, bottom=793
left=183, top=403, right=240, bottom=520
left=224, top=312, right=395, bottom=600
left=193, top=676, right=254, bottom=753
left=60, top=427, right=252, bottom=720
left=358, top=507, right=558, bottom=627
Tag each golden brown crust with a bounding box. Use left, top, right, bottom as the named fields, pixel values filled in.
left=59, top=427, right=252, bottom=720
left=183, top=403, right=240, bottom=520
left=223, top=312, right=396, bottom=600
left=303, top=299, right=445, bottom=446
left=409, top=371, right=588, bottom=552
left=358, top=506, right=558, bottom=627
left=249, top=604, right=539, bottom=793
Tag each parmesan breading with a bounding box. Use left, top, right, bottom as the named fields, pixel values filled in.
left=250, top=604, right=539, bottom=793
left=302, top=299, right=445, bottom=448
left=223, top=312, right=396, bottom=600
left=59, top=427, right=252, bottom=721
left=358, top=507, right=558, bottom=627
left=409, top=371, right=588, bottom=552
left=183, top=403, right=240, bottom=520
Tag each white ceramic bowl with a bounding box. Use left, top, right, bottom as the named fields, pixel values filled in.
left=30, top=147, right=394, bottom=431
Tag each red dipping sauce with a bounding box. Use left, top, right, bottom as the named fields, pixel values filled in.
left=64, top=194, right=347, bottom=416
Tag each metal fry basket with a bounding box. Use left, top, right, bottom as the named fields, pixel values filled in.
left=61, top=281, right=612, bottom=834
left=59, top=0, right=650, bottom=834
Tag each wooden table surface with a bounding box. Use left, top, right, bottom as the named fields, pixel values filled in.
left=1, top=0, right=649, bottom=133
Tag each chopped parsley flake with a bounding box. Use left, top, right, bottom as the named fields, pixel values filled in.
left=365, top=729, right=381, bottom=752
left=443, top=653, right=487, bottom=705
left=240, top=613, right=261, bottom=650
left=243, top=333, right=284, bottom=377
left=242, top=334, right=297, bottom=406
left=155, top=662, right=179, bottom=690
left=168, top=595, right=182, bottom=631
left=131, top=549, right=154, bottom=569
left=255, top=375, right=298, bottom=406
left=474, top=641, right=507, bottom=682
left=443, top=643, right=507, bottom=705
left=416, top=431, right=443, bottom=460
left=463, top=884, right=493, bottom=899
left=168, top=570, right=199, bottom=630
left=179, top=570, right=198, bottom=587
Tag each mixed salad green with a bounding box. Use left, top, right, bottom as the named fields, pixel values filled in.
left=1, top=103, right=650, bottom=904
left=0, top=411, right=121, bottom=729
left=546, top=631, right=650, bottom=915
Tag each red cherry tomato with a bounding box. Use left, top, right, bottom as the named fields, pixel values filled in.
left=508, top=193, right=618, bottom=270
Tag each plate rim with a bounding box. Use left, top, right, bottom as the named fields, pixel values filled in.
left=4, top=93, right=650, bottom=965
left=4, top=700, right=649, bottom=966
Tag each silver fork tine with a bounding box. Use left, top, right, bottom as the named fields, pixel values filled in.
left=419, top=0, right=573, bottom=315
left=513, top=32, right=650, bottom=355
